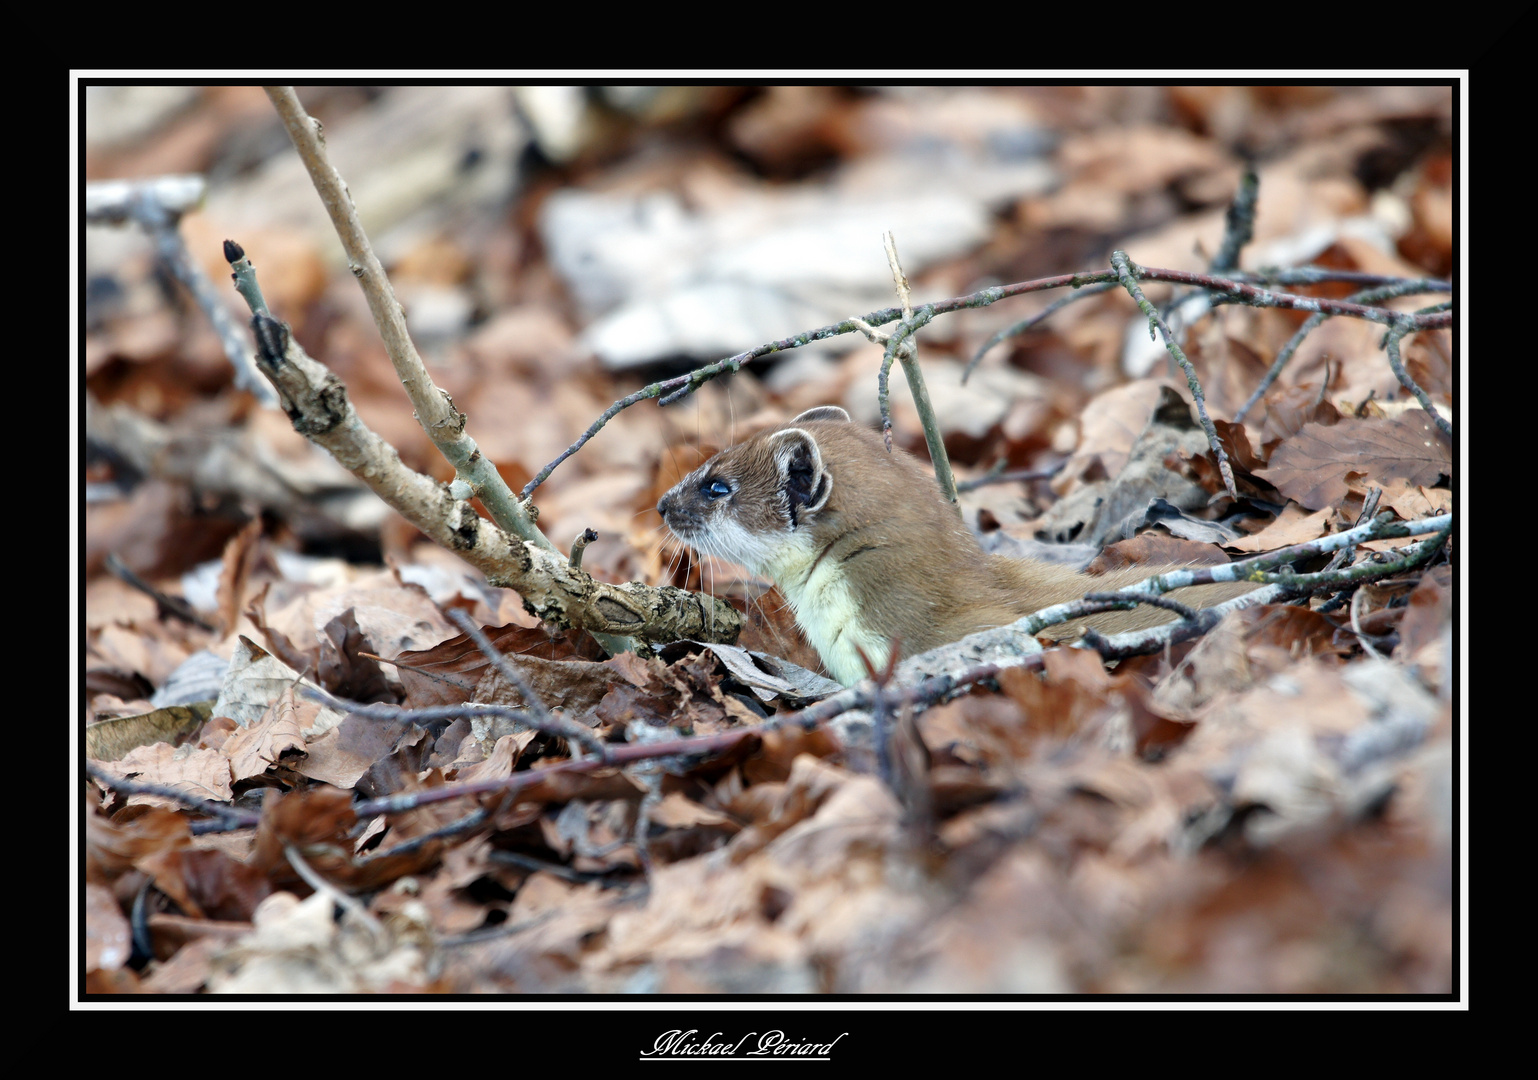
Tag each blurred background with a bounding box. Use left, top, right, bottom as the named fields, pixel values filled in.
left=83, top=85, right=1453, bottom=586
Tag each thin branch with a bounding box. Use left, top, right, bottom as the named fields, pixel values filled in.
left=1143, top=513, right=1448, bottom=586
left=240, top=311, right=738, bottom=652
left=485, top=849, right=630, bottom=885
left=260, top=89, right=571, bottom=579
left=85, top=762, right=262, bottom=829
left=954, top=460, right=1064, bottom=493
left=360, top=809, right=489, bottom=862
left=1111, top=251, right=1237, bottom=499
left=1349, top=588, right=1387, bottom=660
left=1236, top=267, right=1450, bottom=289
left=446, top=610, right=609, bottom=761
left=532, top=265, right=1449, bottom=495
left=1124, top=166, right=1255, bottom=396
left=301, top=683, right=606, bottom=761
left=223, top=239, right=268, bottom=316
left=1210, top=165, right=1259, bottom=273
left=864, top=646, right=898, bottom=797
left=1382, top=318, right=1453, bottom=436
left=1234, top=279, right=1451, bottom=425
left=881, top=234, right=938, bottom=481
left=283, top=843, right=388, bottom=946
left=569, top=528, right=598, bottom=569
left=877, top=232, right=957, bottom=504
left=521, top=304, right=912, bottom=499
left=86, top=176, right=275, bottom=405
left=349, top=727, right=756, bottom=820
left=965, top=283, right=1115, bottom=381
left=1082, top=591, right=1202, bottom=623
left=104, top=553, right=215, bottom=630
left=1145, top=268, right=1453, bottom=327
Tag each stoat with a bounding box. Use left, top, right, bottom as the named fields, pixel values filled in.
left=658, top=406, right=1254, bottom=686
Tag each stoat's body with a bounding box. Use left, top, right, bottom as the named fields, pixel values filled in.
left=658, top=407, right=1252, bottom=686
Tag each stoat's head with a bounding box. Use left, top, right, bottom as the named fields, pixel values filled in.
left=656, top=406, right=847, bottom=577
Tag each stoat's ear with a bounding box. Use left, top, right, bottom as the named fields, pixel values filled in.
left=791, top=405, right=851, bottom=425
left=768, top=427, right=833, bottom=524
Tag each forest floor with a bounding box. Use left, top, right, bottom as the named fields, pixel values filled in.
left=81, top=85, right=1457, bottom=998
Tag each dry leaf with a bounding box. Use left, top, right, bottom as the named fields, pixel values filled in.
left=86, top=700, right=212, bottom=761
left=1258, top=412, right=1450, bottom=510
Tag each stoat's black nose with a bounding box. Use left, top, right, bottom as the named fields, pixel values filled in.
left=656, top=494, right=672, bottom=517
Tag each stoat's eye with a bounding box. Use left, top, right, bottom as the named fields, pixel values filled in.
left=701, top=479, right=731, bottom=500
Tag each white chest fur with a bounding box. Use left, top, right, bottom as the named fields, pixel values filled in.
left=763, top=533, right=891, bottom=686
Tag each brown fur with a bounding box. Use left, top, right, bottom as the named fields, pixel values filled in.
left=658, top=407, right=1255, bottom=684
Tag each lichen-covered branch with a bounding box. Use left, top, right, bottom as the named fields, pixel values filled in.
left=246, top=311, right=741, bottom=651
left=1382, top=318, right=1453, bottom=436
left=1111, top=250, right=1237, bottom=499
left=262, top=87, right=549, bottom=561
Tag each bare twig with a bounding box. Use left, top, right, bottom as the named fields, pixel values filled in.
left=1349, top=588, right=1387, bottom=660
left=1382, top=317, right=1453, bottom=436
left=1111, top=251, right=1237, bottom=499
left=86, top=176, right=275, bottom=404
left=532, top=264, right=1449, bottom=495
left=360, top=808, right=488, bottom=862
left=223, top=239, right=268, bottom=316
left=885, top=233, right=958, bottom=505
left=484, top=849, right=628, bottom=885
left=1082, top=591, right=1202, bottom=623
left=856, top=232, right=959, bottom=505
left=1123, top=166, right=1257, bottom=389
left=85, top=762, right=261, bottom=829
left=966, top=283, right=1115, bottom=380
left=283, top=843, right=388, bottom=946
left=104, top=554, right=215, bottom=630
left=1236, top=267, right=1449, bottom=289
left=1234, top=280, right=1452, bottom=425
left=237, top=302, right=737, bottom=653
left=954, top=460, right=1065, bottom=493
left=1210, top=165, right=1259, bottom=273
left=1141, top=268, right=1452, bottom=327
left=524, top=307, right=917, bottom=498
left=569, top=528, right=598, bottom=570
left=446, top=609, right=608, bottom=761
left=1315, top=486, right=1382, bottom=614
left=349, top=727, right=756, bottom=820
left=259, top=88, right=633, bottom=649
left=264, top=89, right=468, bottom=486
left=301, top=681, right=606, bottom=761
